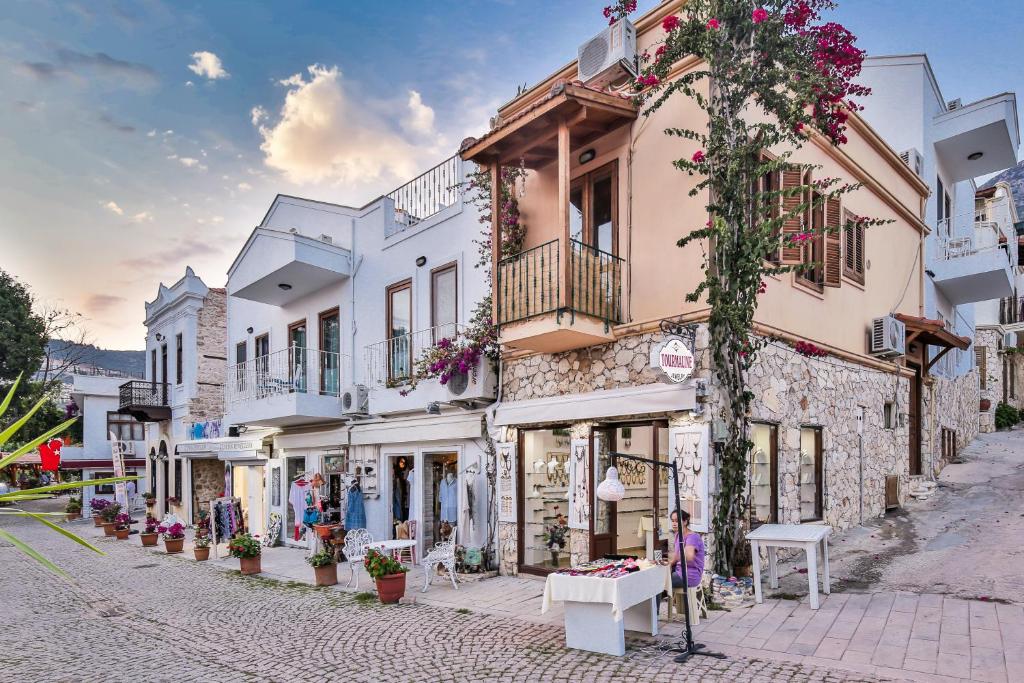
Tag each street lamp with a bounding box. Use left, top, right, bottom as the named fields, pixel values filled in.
left=596, top=451, right=724, bottom=664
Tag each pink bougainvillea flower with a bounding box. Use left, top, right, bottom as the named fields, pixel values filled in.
left=692, top=150, right=706, bottom=163
left=636, top=74, right=659, bottom=87
left=752, top=8, right=768, bottom=24
left=791, top=231, right=812, bottom=243
left=662, top=14, right=680, bottom=32
left=706, top=18, right=720, bottom=30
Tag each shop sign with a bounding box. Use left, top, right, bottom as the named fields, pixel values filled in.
left=651, top=338, right=695, bottom=383
left=176, top=438, right=263, bottom=454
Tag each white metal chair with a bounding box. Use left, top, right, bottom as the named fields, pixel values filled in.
left=421, top=525, right=458, bottom=593
left=343, top=528, right=373, bottom=589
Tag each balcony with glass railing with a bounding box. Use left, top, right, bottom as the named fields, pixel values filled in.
left=496, top=238, right=624, bottom=353
left=931, top=216, right=1013, bottom=304
left=224, top=347, right=346, bottom=427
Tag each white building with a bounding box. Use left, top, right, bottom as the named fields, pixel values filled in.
left=224, top=155, right=495, bottom=561
left=118, top=267, right=229, bottom=522
left=62, top=369, right=147, bottom=511
left=859, top=54, right=1019, bottom=471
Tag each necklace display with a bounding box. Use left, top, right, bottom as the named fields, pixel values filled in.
left=554, top=556, right=661, bottom=578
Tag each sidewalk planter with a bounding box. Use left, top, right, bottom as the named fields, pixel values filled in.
left=101, top=522, right=116, bottom=537
left=92, top=515, right=102, bottom=527
left=194, top=546, right=210, bottom=561
left=239, top=556, right=262, bottom=575
left=66, top=512, right=81, bottom=522
left=227, top=533, right=262, bottom=576
left=375, top=573, right=407, bottom=603
left=114, top=527, right=130, bottom=540
left=314, top=564, right=338, bottom=586
left=164, top=537, right=184, bottom=554
left=140, top=532, right=159, bottom=547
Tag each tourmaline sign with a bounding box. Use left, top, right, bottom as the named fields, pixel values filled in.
left=652, top=338, right=695, bottom=384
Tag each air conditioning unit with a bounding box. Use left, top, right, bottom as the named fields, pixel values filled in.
left=947, top=98, right=962, bottom=111
left=577, top=18, right=637, bottom=88
left=341, top=384, right=369, bottom=417
left=870, top=315, right=907, bottom=358
left=444, top=359, right=497, bottom=406
left=899, top=148, right=924, bottom=178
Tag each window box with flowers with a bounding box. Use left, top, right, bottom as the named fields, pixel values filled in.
left=363, top=548, right=408, bottom=603
left=193, top=510, right=213, bottom=561
left=227, top=533, right=262, bottom=575
left=113, top=513, right=132, bottom=540
left=159, top=521, right=186, bottom=554
left=140, top=515, right=160, bottom=547
left=306, top=549, right=338, bottom=586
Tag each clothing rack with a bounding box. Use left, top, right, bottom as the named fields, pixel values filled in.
left=209, top=496, right=242, bottom=560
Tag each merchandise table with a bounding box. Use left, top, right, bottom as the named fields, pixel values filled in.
left=366, top=539, right=417, bottom=559
left=542, top=564, right=672, bottom=656
left=746, top=523, right=831, bottom=609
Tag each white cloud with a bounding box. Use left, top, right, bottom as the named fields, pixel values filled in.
left=250, top=105, right=267, bottom=126
left=103, top=200, right=124, bottom=215
left=253, top=64, right=439, bottom=185
left=178, top=157, right=200, bottom=167
left=402, top=90, right=436, bottom=137
left=131, top=211, right=154, bottom=222
left=187, top=51, right=229, bottom=80
left=185, top=80, right=194, bottom=87
left=146, top=129, right=156, bottom=137
left=237, top=182, right=252, bottom=191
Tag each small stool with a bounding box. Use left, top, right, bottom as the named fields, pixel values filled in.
left=669, top=580, right=707, bottom=625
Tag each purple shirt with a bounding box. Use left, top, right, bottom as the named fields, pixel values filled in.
left=673, top=531, right=706, bottom=587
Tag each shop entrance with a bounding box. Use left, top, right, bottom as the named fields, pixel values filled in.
left=423, top=452, right=458, bottom=549
left=590, top=423, right=669, bottom=561
left=517, top=428, right=571, bottom=575
left=387, top=454, right=413, bottom=539
left=231, top=464, right=265, bottom=537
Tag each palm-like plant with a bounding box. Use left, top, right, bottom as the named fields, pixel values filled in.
left=0, top=373, right=138, bottom=575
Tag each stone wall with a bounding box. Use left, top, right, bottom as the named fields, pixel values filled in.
left=924, top=369, right=979, bottom=475
left=188, top=288, right=227, bottom=421
left=190, top=458, right=224, bottom=524
left=976, top=327, right=1001, bottom=433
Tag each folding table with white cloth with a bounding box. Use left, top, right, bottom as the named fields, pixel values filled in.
left=541, top=564, right=672, bottom=656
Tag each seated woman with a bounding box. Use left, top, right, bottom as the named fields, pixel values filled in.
left=667, top=509, right=705, bottom=623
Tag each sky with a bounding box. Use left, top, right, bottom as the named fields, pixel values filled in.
left=2, top=0, right=1023, bottom=350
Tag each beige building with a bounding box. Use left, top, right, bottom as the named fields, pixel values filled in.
left=461, top=3, right=956, bottom=575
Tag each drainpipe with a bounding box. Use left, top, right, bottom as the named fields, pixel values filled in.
left=350, top=216, right=361, bottom=386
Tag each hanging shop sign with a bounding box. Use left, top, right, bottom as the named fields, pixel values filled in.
left=650, top=337, right=695, bottom=384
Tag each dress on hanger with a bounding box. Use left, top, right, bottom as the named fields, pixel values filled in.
left=289, top=479, right=310, bottom=541
left=345, top=482, right=366, bottom=530
left=439, top=474, right=458, bottom=523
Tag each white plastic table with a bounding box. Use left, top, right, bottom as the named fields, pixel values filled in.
left=541, top=565, right=671, bottom=656
left=366, top=539, right=416, bottom=559
left=746, top=524, right=831, bottom=609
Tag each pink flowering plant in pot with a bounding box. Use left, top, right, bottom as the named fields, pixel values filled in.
left=158, top=521, right=185, bottom=554
left=605, top=0, right=886, bottom=573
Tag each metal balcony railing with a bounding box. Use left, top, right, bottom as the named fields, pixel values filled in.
left=496, top=239, right=624, bottom=327
left=119, top=381, right=169, bottom=411
left=1000, top=296, right=1024, bottom=325
left=386, top=155, right=460, bottom=236
left=364, top=323, right=464, bottom=386
left=935, top=218, right=1010, bottom=264
left=226, top=347, right=343, bottom=404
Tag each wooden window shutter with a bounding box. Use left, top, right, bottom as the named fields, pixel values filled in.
left=780, top=166, right=805, bottom=264
left=977, top=347, right=987, bottom=390
left=843, top=209, right=865, bottom=283
left=823, top=197, right=842, bottom=287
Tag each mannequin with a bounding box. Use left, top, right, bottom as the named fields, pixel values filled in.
left=438, top=466, right=459, bottom=523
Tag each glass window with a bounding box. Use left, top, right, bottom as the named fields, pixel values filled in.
left=521, top=429, right=570, bottom=571
left=386, top=281, right=412, bottom=382
left=800, top=427, right=823, bottom=522
left=319, top=310, right=340, bottom=396
left=569, top=186, right=584, bottom=243
left=107, top=412, right=144, bottom=441
left=750, top=423, right=777, bottom=526
left=94, top=471, right=115, bottom=494
left=175, top=334, right=183, bottom=385
left=289, top=321, right=307, bottom=393
left=431, top=264, right=457, bottom=339
left=591, top=174, right=614, bottom=255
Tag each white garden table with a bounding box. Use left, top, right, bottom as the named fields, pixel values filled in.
left=366, top=538, right=416, bottom=559
left=541, top=564, right=671, bottom=656
left=746, top=524, right=831, bottom=609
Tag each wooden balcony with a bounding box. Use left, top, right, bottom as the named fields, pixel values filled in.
left=497, top=239, right=623, bottom=353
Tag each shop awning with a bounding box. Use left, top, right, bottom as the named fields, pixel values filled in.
left=493, top=382, right=697, bottom=426
left=349, top=412, right=483, bottom=446
left=273, top=425, right=349, bottom=451
left=895, top=313, right=973, bottom=373
left=176, top=436, right=264, bottom=459
left=59, top=459, right=147, bottom=470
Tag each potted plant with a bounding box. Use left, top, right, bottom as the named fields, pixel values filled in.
left=144, top=494, right=156, bottom=509
left=227, top=533, right=262, bottom=575
left=543, top=515, right=568, bottom=567
left=99, top=502, right=121, bottom=537
left=113, top=513, right=132, bottom=540
left=158, top=521, right=185, bottom=554
left=193, top=510, right=212, bottom=561
left=90, top=498, right=109, bottom=526
left=306, top=549, right=338, bottom=586
left=140, top=515, right=160, bottom=546
left=65, top=497, right=82, bottom=522
left=363, top=548, right=408, bottom=603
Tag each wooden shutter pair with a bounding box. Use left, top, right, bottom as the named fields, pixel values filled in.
left=843, top=208, right=866, bottom=283
left=780, top=166, right=842, bottom=288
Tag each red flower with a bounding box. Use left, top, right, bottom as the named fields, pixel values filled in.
left=692, top=150, right=706, bottom=163
left=752, top=8, right=768, bottom=24
left=662, top=15, right=680, bottom=32
left=636, top=74, right=659, bottom=87
left=706, top=18, right=720, bottom=30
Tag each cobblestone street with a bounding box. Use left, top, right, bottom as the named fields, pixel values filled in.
left=1, top=501, right=876, bottom=683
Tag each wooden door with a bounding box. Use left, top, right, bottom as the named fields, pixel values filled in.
left=908, top=361, right=922, bottom=476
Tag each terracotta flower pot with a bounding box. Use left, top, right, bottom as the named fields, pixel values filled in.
left=194, top=546, right=210, bottom=561
left=101, top=522, right=116, bottom=537
left=313, top=563, right=338, bottom=586
left=114, top=528, right=130, bottom=540
left=980, top=398, right=992, bottom=411
left=375, top=572, right=407, bottom=604
left=140, top=532, right=159, bottom=547
left=66, top=512, right=80, bottom=522
left=164, top=537, right=184, bottom=554
left=239, top=556, right=262, bottom=575
left=92, top=515, right=103, bottom=527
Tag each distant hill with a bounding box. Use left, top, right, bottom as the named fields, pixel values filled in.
left=46, top=340, right=145, bottom=377
left=980, top=160, right=1024, bottom=220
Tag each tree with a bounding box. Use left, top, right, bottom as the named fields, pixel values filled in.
left=605, top=0, right=884, bottom=572
left=0, top=270, right=46, bottom=383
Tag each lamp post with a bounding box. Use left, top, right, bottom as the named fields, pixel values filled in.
left=596, top=451, right=724, bottom=663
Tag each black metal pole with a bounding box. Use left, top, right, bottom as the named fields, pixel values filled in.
left=608, top=452, right=724, bottom=662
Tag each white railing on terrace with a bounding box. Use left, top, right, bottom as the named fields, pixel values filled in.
left=364, top=323, right=464, bottom=387
left=935, top=217, right=1011, bottom=264
left=226, top=347, right=344, bottom=404
left=385, top=155, right=460, bottom=237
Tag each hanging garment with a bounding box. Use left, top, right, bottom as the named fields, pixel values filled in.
left=464, top=477, right=475, bottom=536
left=392, top=477, right=403, bottom=522
left=289, top=480, right=310, bottom=541
left=302, top=491, right=320, bottom=527
left=345, top=483, right=366, bottom=530
left=438, top=475, right=459, bottom=523
left=216, top=501, right=232, bottom=543
left=406, top=469, right=416, bottom=522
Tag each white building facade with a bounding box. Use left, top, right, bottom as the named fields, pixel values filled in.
left=224, top=155, right=496, bottom=563
left=859, top=54, right=1019, bottom=472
